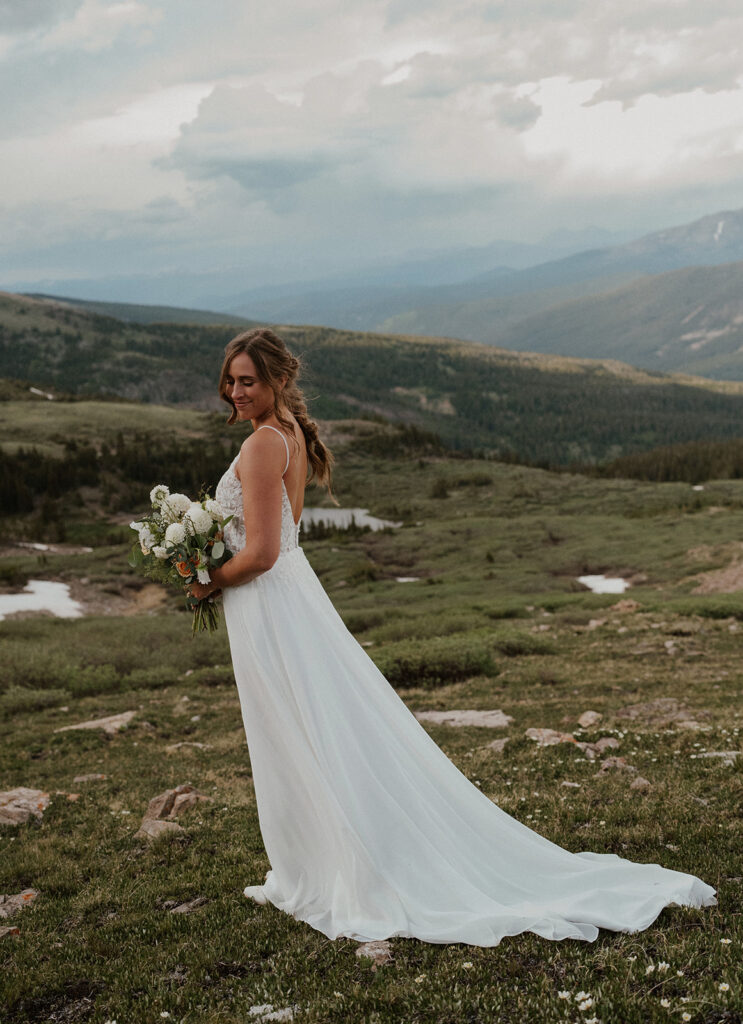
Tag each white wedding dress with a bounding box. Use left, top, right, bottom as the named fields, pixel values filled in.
left=215, top=426, right=717, bottom=947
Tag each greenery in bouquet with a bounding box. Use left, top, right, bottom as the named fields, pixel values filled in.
left=128, top=484, right=233, bottom=634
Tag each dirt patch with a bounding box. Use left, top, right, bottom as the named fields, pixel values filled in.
left=692, top=560, right=743, bottom=594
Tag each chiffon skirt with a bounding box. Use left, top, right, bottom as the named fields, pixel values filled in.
left=223, top=547, right=717, bottom=946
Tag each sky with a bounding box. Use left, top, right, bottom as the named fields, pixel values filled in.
left=2, top=0, right=743, bottom=304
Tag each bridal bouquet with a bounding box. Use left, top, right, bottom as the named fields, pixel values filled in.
left=128, top=484, right=233, bottom=634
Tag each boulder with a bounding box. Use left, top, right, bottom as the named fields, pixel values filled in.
left=416, top=709, right=513, bottom=729
left=0, top=788, right=50, bottom=825
left=577, top=710, right=602, bottom=728
left=595, top=756, right=637, bottom=775
left=611, top=599, right=641, bottom=613
left=356, top=939, right=393, bottom=968
left=72, top=773, right=107, bottom=783
left=0, top=889, right=39, bottom=919
left=486, top=738, right=509, bottom=754
left=134, top=819, right=184, bottom=840
left=54, top=711, right=136, bottom=736
left=525, top=727, right=576, bottom=747
left=630, top=776, right=652, bottom=791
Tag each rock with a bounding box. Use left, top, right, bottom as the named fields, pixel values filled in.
left=0, top=788, right=50, bottom=825
left=165, top=741, right=213, bottom=753
left=595, top=756, right=637, bottom=775
left=355, top=939, right=393, bottom=968
left=577, top=736, right=621, bottom=759
left=486, top=737, right=509, bottom=754
left=134, top=819, right=184, bottom=840
left=691, top=796, right=710, bottom=806
left=525, top=727, right=576, bottom=746
left=0, top=926, right=20, bottom=939
left=630, top=776, right=652, bottom=790
left=169, top=896, right=209, bottom=914
left=577, top=710, right=602, bottom=728
left=144, top=783, right=212, bottom=821
left=561, top=781, right=581, bottom=788
left=415, top=709, right=513, bottom=729
left=248, top=1006, right=299, bottom=1022
left=586, top=618, right=607, bottom=630
left=611, top=599, right=641, bottom=613
left=698, top=750, right=740, bottom=765
left=72, top=773, right=107, bottom=783
left=54, top=711, right=136, bottom=736
left=615, top=697, right=711, bottom=730
left=0, top=889, right=39, bottom=919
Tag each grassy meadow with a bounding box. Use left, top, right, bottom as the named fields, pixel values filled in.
left=1, top=430, right=742, bottom=1023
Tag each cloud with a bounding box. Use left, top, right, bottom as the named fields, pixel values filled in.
left=3, top=0, right=743, bottom=297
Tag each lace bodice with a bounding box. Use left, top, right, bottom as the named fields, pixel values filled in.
left=215, top=452, right=301, bottom=557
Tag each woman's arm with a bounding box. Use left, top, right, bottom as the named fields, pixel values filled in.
left=189, top=429, right=285, bottom=597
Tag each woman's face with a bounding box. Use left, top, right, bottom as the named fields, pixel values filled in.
left=225, top=352, right=276, bottom=422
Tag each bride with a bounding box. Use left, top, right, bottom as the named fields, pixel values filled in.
left=187, top=326, right=717, bottom=947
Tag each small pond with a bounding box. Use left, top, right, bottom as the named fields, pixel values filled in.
left=0, top=580, right=84, bottom=621
left=301, top=507, right=402, bottom=531
left=578, top=574, right=630, bottom=595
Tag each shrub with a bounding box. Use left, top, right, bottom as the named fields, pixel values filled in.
left=0, top=684, right=70, bottom=717
left=371, top=634, right=497, bottom=689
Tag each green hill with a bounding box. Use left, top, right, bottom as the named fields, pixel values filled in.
left=492, top=260, right=743, bottom=380
left=23, top=292, right=260, bottom=328
left=5, top=291, right=743, bottom=466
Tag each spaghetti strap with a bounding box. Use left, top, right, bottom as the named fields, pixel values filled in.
left=257, top=424, right=290, bottom=476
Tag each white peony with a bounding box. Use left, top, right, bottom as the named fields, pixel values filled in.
left=149, top=484, right=170, bottom=505
left=165, top=522, right=186, bottom=546
left=167, top=493, right=191, bottom=513
left=152, top=545, right=168, bottom=560
left=205, top=498, right=227, bottom=520
left=185, top=503, right=213, bottom=535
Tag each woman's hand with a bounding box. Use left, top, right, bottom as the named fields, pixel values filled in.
left=186, top=581, right=221, bottom=602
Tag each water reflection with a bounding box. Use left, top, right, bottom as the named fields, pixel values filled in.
left=301, top=508, right=402, bottom=531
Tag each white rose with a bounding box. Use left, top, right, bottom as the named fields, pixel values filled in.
left=205, top=498, right=227, bottom=520
left=149, top=484, right=170, bottom=505
left=139, top=526, right=156, bottom=553
left=165, top=522, right=186, bottom=546
left=185, top=503, right=213, bottom=535
left=152, top=545, right=168, bottom=560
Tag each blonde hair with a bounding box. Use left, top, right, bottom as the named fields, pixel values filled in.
left=219, top=327, right=335, bottom=492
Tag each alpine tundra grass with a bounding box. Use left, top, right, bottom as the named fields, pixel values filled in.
left=1, top=446, right=741, bottom=1024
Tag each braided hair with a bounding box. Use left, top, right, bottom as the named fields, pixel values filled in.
left=219, top=327, right=335, bottom=493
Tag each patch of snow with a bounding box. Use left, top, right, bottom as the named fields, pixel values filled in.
left=578, top=575, right=629, bottom=594
left=0, top=580, right=84, bottom=621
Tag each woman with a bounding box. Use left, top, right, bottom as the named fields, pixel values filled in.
left=188, top=326, right=716, bottom=947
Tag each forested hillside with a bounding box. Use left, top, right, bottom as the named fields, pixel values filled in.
left=5, top=291, right=743, bottom=466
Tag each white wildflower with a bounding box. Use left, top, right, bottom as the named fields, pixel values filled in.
left=153, top=545, right=168, bottom=560
left=721, top=938, right=732, bottom=944
left=160, top=1014, right=171, bottom=1020
left=645, top=964, right=655, bottom=975
left=719, top=982, right=730, bottom=992
left=682, top=1014, right=691, bottom=1022
left=333, top=991, right=342, bottom=997
left=165, top=522, right=186, bottom=546
left=660, top=998, right=670, bottom=1007
left=657, top=961, right=670, bottom=972
left=557, top=990, right=571, bottom=1000
left=185, top=503, right=213, bottom=536
left=574, top=991, right=590, bottom=1001
left=462, top=961, right=473, bottom=969
left=578, top=998, right=594, bottom=1010
left=197, top=568, right=211, bottom=585
left=585, top=1018, right=598, bottom=1024
left=414, top=974, right=426, bottom=983
left=150, top=484, right=170, bottom=505
left=627, top=955, right=637, bottom=962
left=676, top=970, right=684, bottom=976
